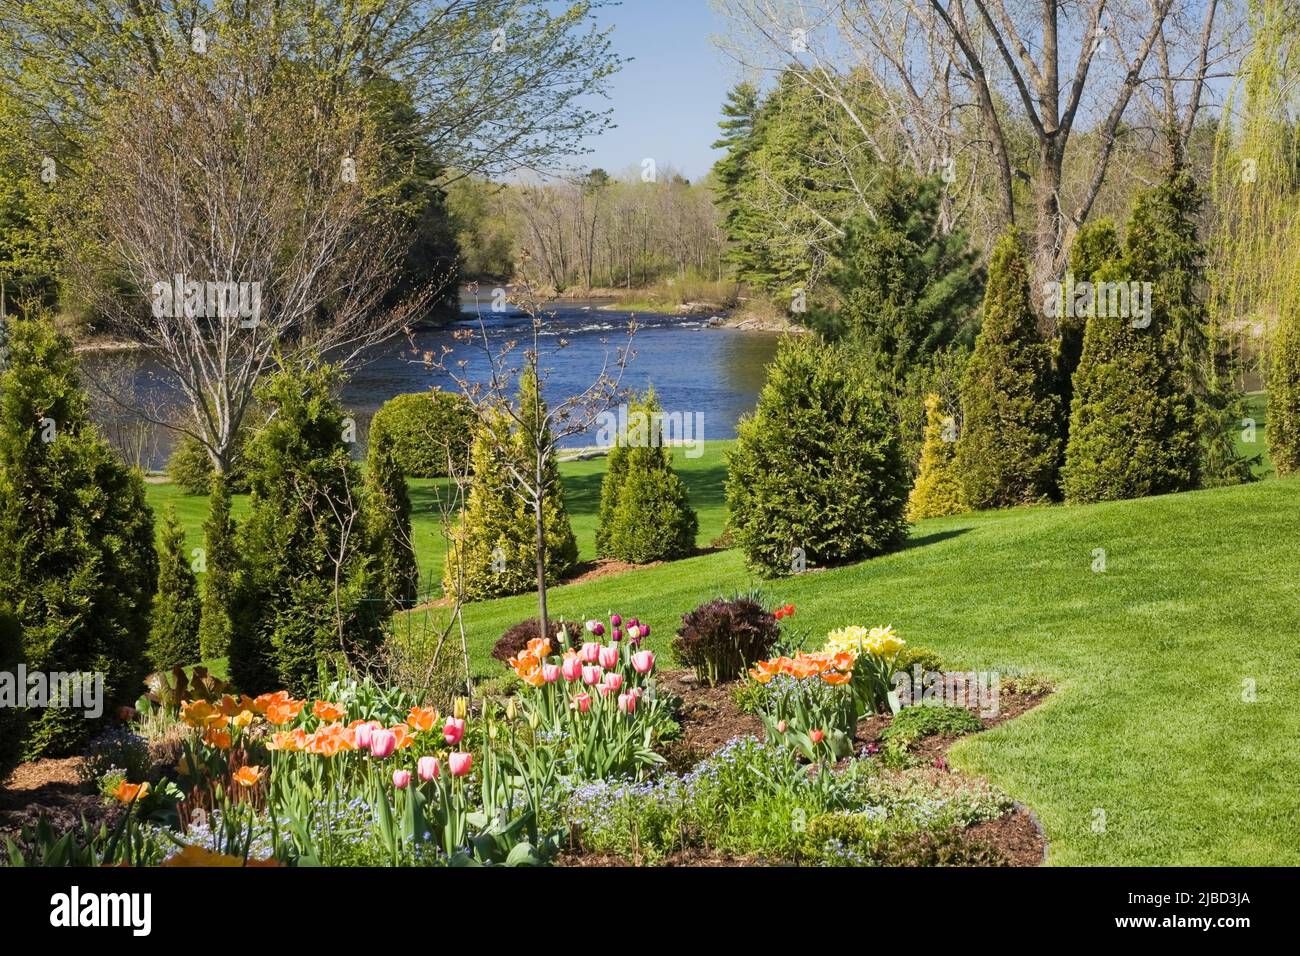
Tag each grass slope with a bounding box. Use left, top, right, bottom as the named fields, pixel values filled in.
left=146, top=440, right=1300, bottom=866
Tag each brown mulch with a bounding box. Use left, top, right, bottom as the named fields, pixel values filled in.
left=656, top=670, right=764, bottom=766
left=966, top=807, right=1047, bottom=867
left=0, top=756, right=117, bottom=841
left=563, top=558, right=663, bottom=586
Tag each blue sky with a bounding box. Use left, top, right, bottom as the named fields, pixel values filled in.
left=577, top=0, right=741, bottom=182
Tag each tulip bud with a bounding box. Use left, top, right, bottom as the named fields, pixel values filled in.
left=777, top=720, right=788, bottom=734
left=443, top=717, right=466, bottom=746
left=506, top=699, right=517, bottom=721
left=453, top=697, right=467, bottom=720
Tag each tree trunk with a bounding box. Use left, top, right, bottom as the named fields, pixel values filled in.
left=533, top=495, right=549, bottom=642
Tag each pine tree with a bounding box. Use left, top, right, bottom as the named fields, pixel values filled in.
left=229, top=362, right=382, bottom=695
left=365, top=427, right=419, bottom=610
left=907, top=394, right=968, bottom=520
left=956, top=230, right=1062, bottom=509
left=711, top=82, right=763, bottom=278
left=1125, top=164, right=1250, bottom=486
left=727, top=336, right=910, bottom=577
left=1057, top=218, right=1121, bottom=421
left=594, top=438, right=628, bottom=556
left=1270, top=302, right=1300, bottom=476
left=149, top=504, right=201, bottom=669
left=1061, top=256, right=1199, bottom=503
left=0, top=318, right=157, bottom=756
left=596, top=389, right=698, bottom=563
left=198, top=473, right=237, bottom=661
left=811, top=172, right=984, bottom=371
left=442, top=373, right=577, bottom=602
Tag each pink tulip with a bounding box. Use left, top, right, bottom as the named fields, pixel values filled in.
left=417, top=756, right=440, bottom=781
left=542, top=663, right=560, bottom=684
left=628, top=618, right=639, bottom=628
left=443, top=717, right=465, bottom=746
left=631, top=651, right=655, bottom=674
left=598, top=645, right=619, bottom=669
left=392, top=769, right=411, bottom=789
left=776, top=720, right=788, bottom=734
left=810, top=729, right=825, bottom=745
left=562, top=657, right=583, bottom=682
left=448, top=752, right=473, bottom=777
left=610, top=614, right=622, bottom=627
left=354, top=722, right=376, bottom=749
left=571, top=692, right=592, bottom=713
left=369, top=729, right=397, bottom=759
left=618, top=692, right=637, bottom=714
left=603, top=672, right=624, bottom=693
left=640, top=624, right=650, bottom=637
left=582, top=665, right=603, bottom=686
left=580, top=642, right=602, bottom=663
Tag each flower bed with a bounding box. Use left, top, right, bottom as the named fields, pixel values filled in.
left=3, top=610, right=1051, bottom=868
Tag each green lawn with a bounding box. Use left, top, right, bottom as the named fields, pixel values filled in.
left=145, top=438, right=1300, bottom=866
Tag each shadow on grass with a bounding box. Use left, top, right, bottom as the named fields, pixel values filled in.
left=899, top=527, right=972, bottom=553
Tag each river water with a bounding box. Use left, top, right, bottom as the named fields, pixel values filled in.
left=81, top=300, right=784, bottom=470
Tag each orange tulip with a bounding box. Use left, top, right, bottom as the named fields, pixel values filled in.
left=204, top=728, right=232, bottom=750
left=233, top=765, right=264, bottom=787
left=526, top=637, right=552, bottom=658
left=181, top=699, right=228, bottom=730
left=266, top=698, right=305, bottom=725
left=406, top=705, right=439, bottom=732
left=390, top=723, right=414, bottom=750
left=253, top=690, right=291, bottom=715
left=820, top=671, right=852, bottom=686
left=313, top=700, right=346, bottom=722
left=267, top=729, right=306, bottom=752
left=112, top=780, right=150, bottom=804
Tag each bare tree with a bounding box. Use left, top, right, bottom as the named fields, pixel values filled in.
left=65, top=50, right=441, bottom=474
left=432, top=273, right=634, bottom=638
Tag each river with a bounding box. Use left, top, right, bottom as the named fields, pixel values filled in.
left=80, top=300, right=784, bottom=470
